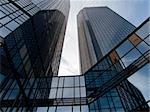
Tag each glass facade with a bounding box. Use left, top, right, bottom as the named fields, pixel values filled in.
left=77, top=7, right=136, bottom=74
left=0, top=1, right=149, bottom=112
left=77, top=7, right=149, bottom=112
left=0, top=0, right=70, bottom=111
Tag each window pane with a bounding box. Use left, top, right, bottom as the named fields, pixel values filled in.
left=80, top=76, right=85, bottom=86
left=49, top=88, right=56, bottom=99
left=37, top=107, right=48, bottom=112
left=57, top=88, right=63, bottom=98
left=64, top=77, right=74, bottom=87
left=113, top=97, right=123, bottom=108
left=56, top=106, right=72, bottom=112
left=136, top=21, right=150, bottom=39
left=73, top=106, right=80, bottom=112
left=137, top=42, right=149, bottom=54
left=0, top=26, right=11, bottom=37
left=19, top=45, right=27, bottom=59
left=80, top=87, right=86, bottom=97
left=100, top=97, right=109, bottom=108
left=0, top=11, right=6, bottom=18
left=48, top=107, right=56, bottom=112
left=121, top=49, right=141, bottom=67
left=0, top=16, right=11, bottom=24
left=0, top=73, right=5, bottom=84
left=6, top=20, right=19, bottom=30
left=75, top=88, right=80, bottom=97
left=144, top=36, right=150, bottom=45
left=63, top=88, right=74, bottom=98
left=75, top=76, right=79, bottom=87
left=81, top=105, right=89, bottom=112
left=9, top=89, right=19, bottom=99
left=58, top=77, right=64, bottom=87
left=51, top=77, right=58, bottom=87
left=116, top=40, right=134, bottom=57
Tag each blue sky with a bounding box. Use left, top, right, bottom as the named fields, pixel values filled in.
left=58, top=0, right=149, bottom=102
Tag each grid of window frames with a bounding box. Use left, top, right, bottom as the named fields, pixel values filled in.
left=117, top=80, right=149, bottom=111
left=49, top=76, right=87, bottom=105
left=0, top=0, right=69, bottom=38
left=0, top=11, right=66, bottom=111
left=84, top=19, right=149, bottom=106
left=0, top=0, right=40, bottom=37
left=36, top=105, right=89, bottom=112
left=0, top=1, right=149, bottom=111
left=89, top=88, right=124, bottom=112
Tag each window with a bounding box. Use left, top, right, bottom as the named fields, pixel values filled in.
left=37, top=107, right=48, bottom=112
left=64, top=77, right=74, bottom=87
left=63, top=88, right=74, bottom=98
left=75, top=76, right=80, bottom=87
left=6, top=20, right=19, bottom=30
left=137, top=42, right=149, bottom=54
left=56, top=106, right=72, bottom=112
left=80, top=87, right=86, bottom=97
left=75, top=88, right=80, bottom=97
left=0, top=16, right=11, bottom=24
left=57, top=88, right=63, bottom=98
left=19, top=45, right=27, bottom=59
left=136, top=21, right=149, bottom=39
left=58, top=77, right=64, bottom=87
left=49, top=88, right=56, bottom=99
left=0, top=26, right=11, bottom=37
left=9, top=89, right=19, bottom=99
left=0, top=11, right=6, bottom=18
left=81, top=105, right=89, bottom=112
left=121, top=49, right=141, bottom=67
left=116, top=40, right=134, bottom=58
left=144, top=36, right=150, bottom=45
left=0, top=73, right=5, bottom=84
left=48, top=107, right=56, bottom=112
left=51, top=77, right=58, bottom=87
left=80, top=76, right=85, bottom=86
left=73, top=106, right=80, bottom=112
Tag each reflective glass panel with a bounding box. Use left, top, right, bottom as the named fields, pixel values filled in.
left=121, top=48, right=141, bottom=67
left=58, top=77, right=64, bottom=87
left=56, top=106, right=72, bottom=112
left=64, top=77, right=74, bottom=87
left=136, top=21, right=150, bottom=39
left=37, top=107, right=48, bottom=112
left=80, top=76, right=85, bottom=86
left=51, top=77, right=58, bottom=87
left=80, top=87, right=86, bottom=97
left=49, top=88, right=56, bottom=99
left=137, top=42, right=149, bottom=54
left=63, top=88, right=74, bottom=98
left=116, top=40, right=134, bottom=57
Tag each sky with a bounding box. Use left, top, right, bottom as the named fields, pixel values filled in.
left=58, top=0, right=149, bottom=101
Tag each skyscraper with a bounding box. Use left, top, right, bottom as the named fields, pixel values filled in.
left=0, top=0, right=70, bottom=111
left=77, top=7, right=149, bottom=111
left=0, top=1, right=149, bottom=112
left=78, top=7, right=136, bottom=74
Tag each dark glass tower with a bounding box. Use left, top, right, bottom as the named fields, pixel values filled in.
left=0, top=0, right=70, bottom=111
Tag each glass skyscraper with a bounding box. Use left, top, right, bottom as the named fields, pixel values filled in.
left=0, top=1, right=149, bottom=112
left=78, top=7, right=149, bottom=112
left=0, top=0, right=70, bottom=111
